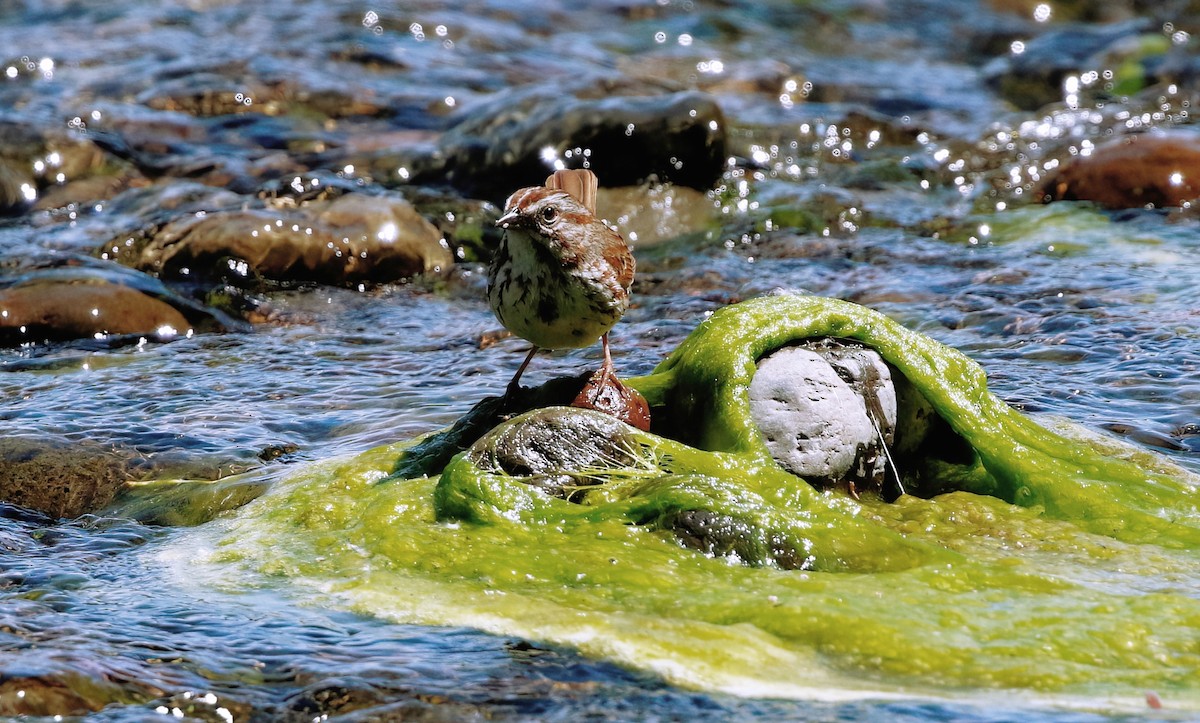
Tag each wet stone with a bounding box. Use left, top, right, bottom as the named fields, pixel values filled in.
left=0, top=160, right=34, bottom=215
left=1037, top=131, right=1200, bottom=209
left=136, top=70, right=387, bottom=119
left=658, top=505, right=811, bottom=570
left=32, top=175, right=142, bottom=213
left=982, top=19, right=1149, bottom=110
left=465, top=407, right=646, bottom=501
left=571, top=369, right=651, bottom=431
left=406, top=88, right=727, bottom=201
left=595, top=184, right=720, bottom=248
left=0, top=438, right=130, bottom=519
left=0, top=261, right=233, bottom=346
left=111, top=192, right=454, bottom=286
left=394, top=185, right=504, bottom=263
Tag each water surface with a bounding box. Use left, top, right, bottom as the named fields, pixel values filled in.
left=2, top=0, right=1199, bottom=719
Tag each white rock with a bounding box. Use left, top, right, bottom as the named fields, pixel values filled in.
left=749, top=341, right=897, bottom=486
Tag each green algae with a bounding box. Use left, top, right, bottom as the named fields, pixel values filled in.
left=196, top=295, right=1200, bottom=708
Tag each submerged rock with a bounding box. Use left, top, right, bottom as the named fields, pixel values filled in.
left=594, top=183, right=720, bottom=247
left=0, top=160, right=35, bottom=215
left=0, top=260, right=234, bottom=346
left=983, top=20, right=1149, bottom=109
left=0, top=438, right=130, bottom=518
left=0, top=119, right=133, bottom=215
left=1037, top=131, right=1200, bottom=208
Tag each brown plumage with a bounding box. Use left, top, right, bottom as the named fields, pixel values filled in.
left=487, top=172, right=634, bottom=393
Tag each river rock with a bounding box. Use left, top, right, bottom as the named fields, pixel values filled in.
left=401, top=88, right=726, bottom=201
left=655, top=504, right=812, bottom=570
left=0, top=120, right=116, bottom=212
left=0, top=261, right=233, bottom=346
left=983, top=20, right=1149, bottom=109
left=1037, top=131, right=1200, bottom=208
left=594, top=183, right=720, bottom=247
left=0, top=438, right=130, bottom=518
left=112, top=193, right=453, bottom=285
left=749, top=339, right=904, bottom=494
left=0, top=160, right=35, bottom=215
left=136, top=67, right=387, bottom=119
left=465, top=406, right=645, bottom=501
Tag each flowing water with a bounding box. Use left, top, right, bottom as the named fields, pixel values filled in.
left=2, top=0, right=1199, bottom=720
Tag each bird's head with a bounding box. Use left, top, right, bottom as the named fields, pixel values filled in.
left=496, top=187, right=590, bottom=236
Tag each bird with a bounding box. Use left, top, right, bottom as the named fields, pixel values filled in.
left=487, top=169, right=635, bottom=397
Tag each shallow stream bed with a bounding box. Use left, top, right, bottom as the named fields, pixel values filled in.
left=2, top=0, right=1200, bottom=719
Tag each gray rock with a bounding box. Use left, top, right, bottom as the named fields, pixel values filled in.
left=982, top=20, right=1149, bottom=110
left=750, top=341, right=895, bottom=489
left=334, top=84, right=727, bottom=202
left=465, top=406, right=645, bottom=501
left=749, top=339, right=939, bottom=495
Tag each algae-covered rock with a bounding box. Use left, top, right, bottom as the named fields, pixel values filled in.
left=465, top=407, right=648, bottom=501
left=190, top=293, right=1200, bottom=705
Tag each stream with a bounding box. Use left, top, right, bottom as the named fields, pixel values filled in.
left=2, top=0, right=1199, bottom=720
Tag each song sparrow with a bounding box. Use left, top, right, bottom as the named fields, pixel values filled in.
left=488, top=170, right=635, bottom=396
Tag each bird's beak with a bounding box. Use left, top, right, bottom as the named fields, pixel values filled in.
left=496, top=210, right=519, bottom=228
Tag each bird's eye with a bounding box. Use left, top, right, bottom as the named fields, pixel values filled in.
left=540, top=206, right=559, bottom=224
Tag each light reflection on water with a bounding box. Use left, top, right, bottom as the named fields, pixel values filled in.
left=2, top=0, right=1200, bottom=718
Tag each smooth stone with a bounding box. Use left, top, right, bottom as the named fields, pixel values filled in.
left=1037, top=131, right=1200, bottom=209
left=0, top=283, right=189, bottom=345
left=0, top=160, right=35, bottom=215
left=136, top=73, right=386, bottom=119
left=749, top=340, right=899, bottom=490
left=119, top=193, right=453, bottom=285
left=0, top=261, right=236, bottom=346
left=0, top=120, right=121, bottom=214
left=595, top=184, right=719, bottom=247
left=32, top=175, right=142, bottom=212
left=405, top=88, right=727, bottom=201
left=0, top=438, right=129, bottom=519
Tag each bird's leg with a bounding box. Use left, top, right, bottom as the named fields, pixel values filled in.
left=588, top=333, right=616, bottom=403
left=505, top=346, right=539, bottom=397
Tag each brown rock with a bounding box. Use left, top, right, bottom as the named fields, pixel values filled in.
left=0, top=280, right=192, bottom=345
left=126, top=194, right=453, bottom=285
left=0, top=438, right=130, bottom=518
left=571, top=370, right=651, bottom=431
left=0, top=160, right=34, bottom=215
left=595, top=183, right=719, bottom=247
left=1038, top=131, right=1200, bottom=209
